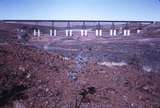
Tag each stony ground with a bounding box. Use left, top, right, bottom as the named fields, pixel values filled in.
left=0, top=23, right=160, bottom=108
left=1, top=43, right=160, bottom=108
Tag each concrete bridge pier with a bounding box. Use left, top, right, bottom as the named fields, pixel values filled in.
left=37, top=29, right=40, bottom=37
left=81, top=30, right=87, bottom=36
left=137, top=29, right=141, bottom=34
left=123, top=23, right=130, bottom=36
left=123, top=29, right=130, bottom=36
left=66, top=29, right=72, bottom=36
left=50, top=29, right=53, bottom=36
left=110, top=23, right=117, bottom=36
left=66, top=30, right=69, bottom=36
left=123, top=30, right=127, bottom=36
left=99, top=29, right=102, bottom=36
left=81, top=30, right=84, bottom=36
left=110, top=29, right=113, bottom=36
left=69, top=30, right=72, bottom=36
left=81, top=22, right=87, bottom=36
left=50, top=21, right=57, bottom=36
left=84, top=30, right=87, bottom=36
left=137, top=23, right=142, bottom=35
left=33, top=29, right=40, bottom=37
left=33, top=22, right=41, bottom=37
left=33, top=29, right=37, bottom=36
left=96, top=29, right=102, bottom=36
left=66, top=21, right=72, bottom=36
left=127, top=30, right=130, bottom=36
left=110, top=29, right=117, bottom=36
left=96, top=22, right=102, bottom=36
left=113, top=29, right=117, bottom=36
left=50, top=29, right=57, bottom=36
left=96, top=30, right=99, bottom=36
left=54, top=29, right=57, bottom=36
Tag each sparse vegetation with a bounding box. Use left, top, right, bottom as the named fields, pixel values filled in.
left=0, top=22, right=160, bottom=108
left=75, top=87, right=96, bottom=108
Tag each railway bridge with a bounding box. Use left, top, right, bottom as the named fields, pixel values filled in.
left=2, top=20, right=156, bottom=37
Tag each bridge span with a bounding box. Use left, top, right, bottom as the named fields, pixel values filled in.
left=1, top=20, right=158, bottom=37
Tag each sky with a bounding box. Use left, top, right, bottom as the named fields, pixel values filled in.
left=0, top=0, right=160, bottom=21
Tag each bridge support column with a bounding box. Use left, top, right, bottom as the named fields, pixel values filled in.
left=33, top=29, right=37, bottom=36
left=110, top=29, right=116, bottom=36
left=54, top=29, right=56, bottom=36
left=137, top=29, right=141, bottom=34
left=66, top=29, right=72, bottom=36
left=96, top=29, right=102, bottom=36
left=124, top=29, right=130, bottom=36
left=99, top=29, right=102, bottom=36
left=110, top=29, right=113, bottom=36
left=124, top=30, right=127, bottom=36
left=81, top=30, right=85, bottom=36
left=37, top=29, right=40, bottom=37
left=50, top=29, right=57, bottom=36
left=113, top=30, right=116, bottom=36
left=81, top=30, right=87, bottom=36
left=66, top=30, right=69, bottom=36
left=127, top=30, right=130, bottom=36
left=81, top=30, right=83, bottom=36
left=84, top=30, right=87, bottom=36
left=50, top=29, right=53, bottom=36
left=69, top=30, right=72, bottom=36
left=96, top=30, right=98, bottom=36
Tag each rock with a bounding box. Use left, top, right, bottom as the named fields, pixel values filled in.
left=45, top=101, right=49, bottom=105
left=62, top=56, right=70, bottom=60
left=26, top=73, right=31, bottom=78
left=142, top=85, right=150, bottom=90
left=45, top=88, right=49, bottom=92
left=131, top=103, right=136, bottom=107
left=68, top=71, right=78, bottom=81
left=142, top=66, right=152, bottom=72
left=106, top=88, right=117, bottom=94
left=13, top=101, right=25, bottom=108
left=29, top=102, right=33, bottom=105
left=123, top=95, right=128, bottom=102
left=46, top=76, right=50, bottom=80
left=18, top=66, right=25, bottom=72
left=37, top=80, right=42, bottom=83
left=38, top=85, right=43, bottom=90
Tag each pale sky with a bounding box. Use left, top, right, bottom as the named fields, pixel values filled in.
left=0, top=0, right=160, bottom=21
